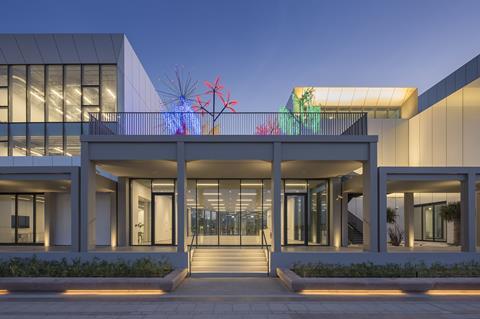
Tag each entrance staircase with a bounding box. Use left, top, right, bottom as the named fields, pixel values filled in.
left=190, top=248, right=269, bottom=276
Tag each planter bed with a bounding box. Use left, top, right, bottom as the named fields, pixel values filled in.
left=277, top=268, right=480, bottom=292
left=0, top=268, right=187, bottom=292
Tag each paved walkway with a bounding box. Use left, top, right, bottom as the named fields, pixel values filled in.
left=1, top=277, right=480, bottom=318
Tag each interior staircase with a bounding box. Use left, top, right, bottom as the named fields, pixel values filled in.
left=190, top=248, right=269, bottom=276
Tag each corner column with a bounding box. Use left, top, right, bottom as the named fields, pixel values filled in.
left=460, top=172, right=476, bottom=252
left=70, top=168, right=80, bottom=252
left=330, top=177, right=342, bottom=248
left=341, top=192, right=349, bottom=247
left=404, top=192, right=415, bottom=248
left=80, top=142, right=96, bottom=251
left=176, top=142, right=186, bottom=252
left=272, top=142, right=282, bottom=252
left=363, top=142, right=379, bottom=252
left=117, top=177, right=129, bottom=247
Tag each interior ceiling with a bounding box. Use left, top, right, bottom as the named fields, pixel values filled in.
left=0, top=180, right=70, bottom=193
left=294, top=87, right=416, bottom=108
left=343, top=175, right=480, bottom=193
left=98, top=160, right=361, bottom=179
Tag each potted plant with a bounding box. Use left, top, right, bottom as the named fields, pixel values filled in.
left=440, top=201, right=461, bottom=245
left=387, top=207, right=403, bottom=246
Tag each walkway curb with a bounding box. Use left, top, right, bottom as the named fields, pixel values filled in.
left=276, top=268, right=480, bottom=292
left=0, top=268, right=187, bottom=292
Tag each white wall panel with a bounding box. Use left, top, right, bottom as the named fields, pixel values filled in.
left=463, top=86, right=480, bottom=165
left=432, top=100, right=447, bottom=166
left=96, top=193, right=111, bottom=246
left=53, top=193, right=71, bottom=246
left=395, top=120, right=409, bottom=166
left=446, top=90, right=463, bottom=166
left=382, top=120, right=396, bottom=166
left=418, top=108, right=433, bottom=166
left=408, top=116, right=420, bottom=166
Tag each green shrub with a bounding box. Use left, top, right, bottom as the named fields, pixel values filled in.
left=0, top=256, right=173, bottom=277
left=292, top=261, right=480, bottom=278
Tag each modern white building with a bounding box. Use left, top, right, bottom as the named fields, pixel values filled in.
left=0, top=33, right=479, bottom=275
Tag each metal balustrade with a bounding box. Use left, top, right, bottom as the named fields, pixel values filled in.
left=88, top=112, right=368, bottom=136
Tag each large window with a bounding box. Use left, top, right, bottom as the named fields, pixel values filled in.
left=0, top=64, right=117, bottom=156
left=0, top=194, right=44, bottom=245
left=414, top=202, right=447, bottom=242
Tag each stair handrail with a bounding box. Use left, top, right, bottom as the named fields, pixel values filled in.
left=188, top=232, right=197, bottom=276
left=261, top=229, right=270, bottom=276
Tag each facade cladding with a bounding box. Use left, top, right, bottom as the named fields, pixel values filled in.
left=0, top=33, right=480, bottom=273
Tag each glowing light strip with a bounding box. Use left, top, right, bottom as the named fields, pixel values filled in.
left=63, top=289, right=165, bottom=296
left=300, top=289, right=405, bottom=296
left=0, top=290, right=8, bottom=295
left=425, top=290, right=480, bottom=296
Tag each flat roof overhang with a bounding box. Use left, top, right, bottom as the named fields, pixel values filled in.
left=81, top=135, right=378, bottom=162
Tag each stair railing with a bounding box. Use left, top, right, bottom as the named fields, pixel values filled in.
left=261, top=229, right=270, bottom=277
left=188, top=233, right=197, bottom=276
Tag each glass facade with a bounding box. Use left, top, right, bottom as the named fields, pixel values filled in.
left=0, top=64, right=117, bottom=156
left=187, top=179, right=271, bottom=246
left=0, top=194, right=44, bottom=245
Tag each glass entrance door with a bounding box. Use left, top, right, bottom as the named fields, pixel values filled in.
left=153, top=193, right=175, bottom=245
left=284, top=194, right=307, bottom=245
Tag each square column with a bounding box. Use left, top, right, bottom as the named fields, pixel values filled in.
left=176, top=142, right=186, bottom=253
left=341, top=192, right=349, bottom=247
left=44, top=193, right=56, bottom=248
left=363, top=142, right=378, bottom=252
left=460, top=172, right=476, bottom=252
left=271, top=142, right=282, bottom=252
left=116, top=177, right=128, bottom=247
left=70, top=168, right=80, bottom=252
left=330, top=178, right=342, bottom=248
left=404, top=192, right=415, bottom=248
left=80, top=142, right=96, bottom=251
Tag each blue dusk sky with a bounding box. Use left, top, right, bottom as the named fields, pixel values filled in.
left=1, top=0, right=480, bottom=111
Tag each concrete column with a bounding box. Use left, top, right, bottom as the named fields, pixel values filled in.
left=404, top=192, right=415, bottom=248
left=44, top=193, right=56, bottom=247
left=330, top=178, right=342, bottom=248
left=117, top=177, right=128, bottom=247
left=341, top=192, right=349, bottom=247
left=460, top=172, right=476, bottom=252
left=363, top=142, right=379, bottom=252
left=110, top=191, right=117, bottom=247
left=272, top=142, right=282, bottom=252
left=70, top=168, right=80, bottom=252
left=80, top=142, right=96, bottom=251
left=176, top=142, right=186, bottom=252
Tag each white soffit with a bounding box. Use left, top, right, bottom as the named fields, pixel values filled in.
left=296, top=87, right=416, bottom=108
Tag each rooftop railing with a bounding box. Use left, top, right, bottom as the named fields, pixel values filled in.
left=88, top=112, right=368, bottom=136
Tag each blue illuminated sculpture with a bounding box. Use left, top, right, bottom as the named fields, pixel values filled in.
left=158, top=67, right=201, bottom=135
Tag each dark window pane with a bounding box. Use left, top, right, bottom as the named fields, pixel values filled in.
left=28, top=65, right=45, bottom=122
left=10, top=123, right=26, bottom=156
left=29, top=122, right=45, bottom=156
left=46, top=66, right=63, bottom=122
left=46, top=123, right=63, bottom=155
left=101, top=65, right=116, bottom=112
left=82, top=65, right=99, bottom=85
left=11, top=65, right=27, bottom=122
left=64, top=65, right=81, bottom=122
